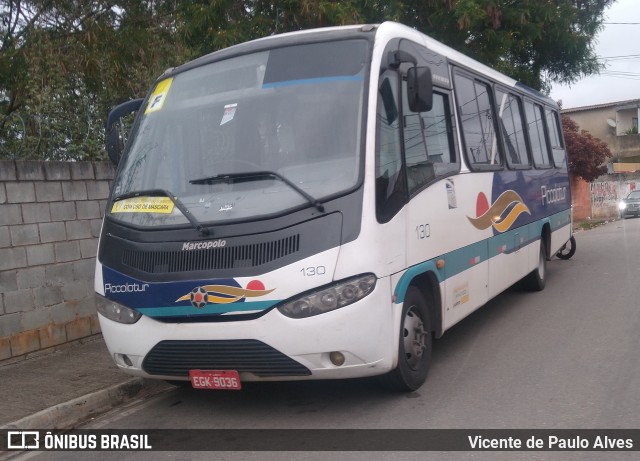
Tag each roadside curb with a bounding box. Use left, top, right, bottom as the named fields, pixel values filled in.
left=1, top=378, right=145, bottom=430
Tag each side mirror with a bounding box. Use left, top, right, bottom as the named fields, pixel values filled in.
left=407, top=67, right=433, bottom=112
left=106, top=98, right=143, bottom=165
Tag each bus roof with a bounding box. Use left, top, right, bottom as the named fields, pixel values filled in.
left=163, top=21, right=556, bottom=107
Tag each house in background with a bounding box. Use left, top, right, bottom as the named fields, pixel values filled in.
left=562, top=99, right=640, bottom=220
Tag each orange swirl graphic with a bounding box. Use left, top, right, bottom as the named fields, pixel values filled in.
left=467, top=190, right=530, bottom=232
left=176, top=284, right=274, bottom=304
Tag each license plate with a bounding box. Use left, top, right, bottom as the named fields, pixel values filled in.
left=189, top=369, right=241, bottom=390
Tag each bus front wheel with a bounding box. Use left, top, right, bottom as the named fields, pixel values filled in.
left=379, top=286, right=432, bottom=392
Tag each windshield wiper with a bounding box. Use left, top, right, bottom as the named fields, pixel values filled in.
left=190, top=171, right=325, bottom=213
left=111, top=189, right=211, bottom=236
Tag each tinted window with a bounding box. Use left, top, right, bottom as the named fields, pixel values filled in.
left=545, top=109, right=566, bottom=167
left=454, top=73, right=501, bottom=168
left=263, top=40, right=367, bottom=84
left=402, top=90, right=457, bottom=193
left=403, top=92, right=430, bottom=193
left=376, top=72, right=405, bottom=222
left=496, top=89, right=529, bottom=168
left=423, top=93, right=457, bottom=169
left=524, top=101, right=552, bottom=167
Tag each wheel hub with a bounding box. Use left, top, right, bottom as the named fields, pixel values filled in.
left=403, top=307, right=428, bottom=369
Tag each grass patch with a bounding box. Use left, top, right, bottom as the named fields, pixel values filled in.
left=574, top=219, right=610, bottom=231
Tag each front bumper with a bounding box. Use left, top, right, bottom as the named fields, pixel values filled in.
left=98, top=279, right=397, bottom=382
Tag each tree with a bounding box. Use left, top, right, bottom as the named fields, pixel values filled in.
left=1, top=0, right=187, bottom=160
left=0, top=0, right=617, bottom=161
left=562, top=115, right=612, bottom=182
left=1, top=1, right=117, bottom=157
left=175, top=1, right=370, bottom=58
left=394, top=0, right=614, bottom=92
left=175, top=1, right=614, bottom=92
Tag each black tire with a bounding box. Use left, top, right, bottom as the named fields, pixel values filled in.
left=378, top=286, right=432, bottom=392
left=556, top=236, right=576, bottom=260
left=522, top=240, right=547, bottom=291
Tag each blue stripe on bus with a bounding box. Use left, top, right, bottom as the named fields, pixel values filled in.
left=262, top=75, right=363, bottom=89
left=393, top=209, right=571, bottom=303
left=137, top=300, right=280, bottom=317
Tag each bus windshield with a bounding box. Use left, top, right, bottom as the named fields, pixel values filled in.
left=110, top=39, right=368, bottom=227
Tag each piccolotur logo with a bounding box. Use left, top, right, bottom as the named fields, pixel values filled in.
left=176, top=280, right=274, bottom=308
left=541, top=185, right=567, bottom=206
left=104, top=282, right=149, bottom=294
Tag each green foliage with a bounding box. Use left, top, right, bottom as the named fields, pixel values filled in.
left=394, top=0, right=613, bottom=92
left=175, top=0, right=374, bottom=57
left=1, top=0, right=188, bottom=160
left=1, top=0, right=615, bottom=160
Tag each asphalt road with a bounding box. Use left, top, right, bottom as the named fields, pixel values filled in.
left=12, top=218, right=640, bottom=460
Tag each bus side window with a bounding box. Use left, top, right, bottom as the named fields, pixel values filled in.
left=453, top=73, right=502, bottom=169
left=545, top=108, right=566, bottom=167
left=396, top=39, right=458, bottom=191
left=402, top=76, right=433, bottom=194
left=403, top=90, right=458, bottom=191
left=495, top=89, right=530, bottom=169
left=422, top=92, right=457, bottom=177
left=376, top=73, right=406, bottom=223
left=525, top=101, right=552, bottom=168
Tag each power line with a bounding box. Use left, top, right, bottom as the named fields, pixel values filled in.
left=598, top=54, right=640, bottom=60
left=601, top=70, right=640, bottom=76
left=599, top=71, right=640, bottom=81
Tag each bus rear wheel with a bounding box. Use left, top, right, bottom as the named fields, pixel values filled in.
left=379, top=286, right=432, bottom=392
left=556, top=236, right=576, bottom=260
left=522, top=240, right=547, bottom=291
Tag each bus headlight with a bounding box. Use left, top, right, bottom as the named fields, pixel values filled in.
left=277, top=274, right=376, bottom=319
left=619, top=202, right=627, bottom=210
left=95, top=294, right=142, bottom=324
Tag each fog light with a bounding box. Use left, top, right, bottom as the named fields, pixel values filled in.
left=329, top=351, right=345, bottom=366
left=115, top=353, right=134, bottom=367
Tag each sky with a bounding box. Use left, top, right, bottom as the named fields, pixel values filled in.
left=549, top=0, right=640, bottom=110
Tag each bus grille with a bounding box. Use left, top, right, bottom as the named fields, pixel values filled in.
left=141, top=339, right=311, bottom=377
left=122, top=234, right=300, bottom=274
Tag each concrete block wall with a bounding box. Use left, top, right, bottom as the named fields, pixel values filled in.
left=0, top=160, right=115, bottom=361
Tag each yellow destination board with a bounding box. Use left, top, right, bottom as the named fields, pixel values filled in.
left=111, top=196, right=175, bottom=214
